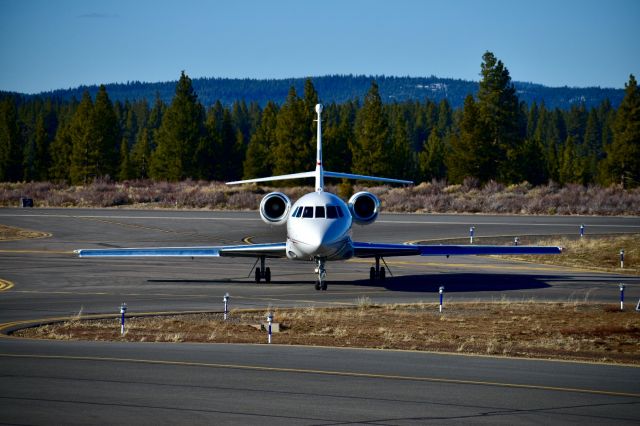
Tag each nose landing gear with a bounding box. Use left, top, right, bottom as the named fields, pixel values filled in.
left=314, top=258, right=327, bottom=291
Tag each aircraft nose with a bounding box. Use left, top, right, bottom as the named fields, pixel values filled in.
left=305, top=229, right=324, bottom=253
left=302, top=225, right=340, bottom=256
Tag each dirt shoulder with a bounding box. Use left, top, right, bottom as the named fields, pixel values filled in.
left=15, top=302, right=640, bottom=365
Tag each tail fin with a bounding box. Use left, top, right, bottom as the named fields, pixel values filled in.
left=227, top=104, right=413, bottom=188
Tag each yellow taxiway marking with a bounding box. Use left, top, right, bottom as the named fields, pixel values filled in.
left=0, top=249, right=72, bottom=255
left=0, top=279, right=14, bottom=292
left=0, top=352, right=638, bottom=399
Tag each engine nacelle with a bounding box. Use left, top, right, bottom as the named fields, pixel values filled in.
left=259, top=192, right=291, bottom=225
left=348, top=191, right=380, bottom=225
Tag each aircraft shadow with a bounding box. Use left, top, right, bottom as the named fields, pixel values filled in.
left=148, top=273, right=553, bottom=293
left=343, top=273, right=553, bottom=293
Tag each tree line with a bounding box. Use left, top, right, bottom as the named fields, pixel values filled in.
left=1, top=52, right=639, bottom=188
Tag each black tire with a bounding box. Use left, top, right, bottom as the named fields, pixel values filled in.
left=265, top=267, right=271, bottom=283
left=369, top=267, right=376, bottom=281
left=380, top=267, right=386, bottom=280
left=315, top=281, right=321, bottom=290
left=321, top=281, right=327, bottom=291
left=255, top=267, right=261, bottom=283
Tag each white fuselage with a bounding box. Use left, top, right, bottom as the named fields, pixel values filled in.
left=286, top=191, right=354, bottom=261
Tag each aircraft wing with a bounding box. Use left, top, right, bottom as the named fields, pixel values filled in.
left=75, top=242, right=287, bottom=259
left=352, top=242, right=562, bottom=258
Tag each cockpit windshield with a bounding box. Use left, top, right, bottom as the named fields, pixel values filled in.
left=292, top=205, right=345, bottom=219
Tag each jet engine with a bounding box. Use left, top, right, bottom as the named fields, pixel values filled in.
left=348, top=191, right=380, bottom=225
left=259, top=192, right=291, bottom=225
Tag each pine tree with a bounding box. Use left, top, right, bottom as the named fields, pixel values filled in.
left=526, top=102, right=539, bottom=141
left=243, top=101, right=278, bottom=179
left=33, top=106, right=57, bottom=181
left=446, top=95, right=490, bottom=183
left=390, top=113, right=414, bottom=179
left=323, top=101, right=355, bottom=173
left=419, top=128, right=446, bottom=181
left=273, top=87, right=313, bottom=176
left=436, top=99, right=452, bottom=136
left=118, top=138, right=133, bottom=181
left=518, top=138, right=547, bottom=185
left=476, top=51, right=523, bottom=183
left=352, top=81, right=390, bottom=177
left=216, top=109, right=241, bottom=180
left=579, top=108, right=602, bottom=184
left=0, top=98, right=23, bottom=181
left=130, top=127, right=152, bottom=179
left=69, top=91, right=97, bottom=184
left=601, top=74, right=640, bottom=187
left=49, top=122, right=72, bottom=182
left=559, top=135, right=579, bottom=184
left=92, top=85, right=120, bottom=178
left=150, top=71, right=206, bottom=181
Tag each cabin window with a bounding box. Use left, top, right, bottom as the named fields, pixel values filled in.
left=315, top=206, right=325, bottom=218
left=336, top=206, right=344, bottom=217
left=302, top=206, right=314, bottom=218
left=292, top=206, right=301, bottom=217
left=326, top=205, right=338, bottom=218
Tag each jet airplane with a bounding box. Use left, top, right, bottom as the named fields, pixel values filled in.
left=76, top=104, right=562, bottom=290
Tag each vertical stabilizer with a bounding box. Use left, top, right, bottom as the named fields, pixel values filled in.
left=227, top=102, right=412, bottom=187
left=315, top=104, right=324, bottom=192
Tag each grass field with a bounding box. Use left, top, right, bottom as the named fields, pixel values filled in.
left=500, top=234, right=639, bottom=275
left=16, top=301, right=640, bottom=365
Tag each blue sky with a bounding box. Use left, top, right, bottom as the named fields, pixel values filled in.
left=1, top=0, right=638, bottom=94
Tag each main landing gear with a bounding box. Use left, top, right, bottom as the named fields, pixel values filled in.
left=369, top=256, right=387, bottom=282
left=254, top=256, right=271, bottom=283
left=314, top=258, right=327, bottom=291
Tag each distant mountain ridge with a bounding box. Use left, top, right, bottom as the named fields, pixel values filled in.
left=11, top=75, right=625, bottom=110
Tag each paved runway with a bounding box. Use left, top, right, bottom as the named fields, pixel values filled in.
left=1, top=208, right=639, bottom=424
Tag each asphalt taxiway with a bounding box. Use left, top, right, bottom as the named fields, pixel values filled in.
left=0, top=208, right=639, bottom=424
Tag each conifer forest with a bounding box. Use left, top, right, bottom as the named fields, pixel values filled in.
left=1, top=52, right=639, bottom=190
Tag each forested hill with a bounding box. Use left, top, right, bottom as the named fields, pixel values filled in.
left=9, top=75, right=624, bottom=110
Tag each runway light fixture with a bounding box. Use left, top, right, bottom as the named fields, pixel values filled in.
left=120, top=302, right=127, bottom=335
left=266, top=312, right=273, bottom=344
left=620, top=249, right=625, bottom=269
left=514, top=237, right=520, bottom=246
left=580, top=224, right=585, bottom=238
left=619, top=283, right=625, bottom=311
left=223, top=293, right=230, bottom=320
left=439, top=286, right=445, bottom=313
left=469, top=227, right=475, bottom=244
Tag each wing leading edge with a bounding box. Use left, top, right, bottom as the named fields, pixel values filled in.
left=75, top=242, right=287, bottom=258
left=352, top=242, right=562, bottom=258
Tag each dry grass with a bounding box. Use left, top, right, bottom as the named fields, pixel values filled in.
left=2, top=180, right=639, bottom=215
left=0, top=224, right=50, bottom=241
left=16, top=302, right=640, bottom=365
left=501, top=234, right=640, bottom=275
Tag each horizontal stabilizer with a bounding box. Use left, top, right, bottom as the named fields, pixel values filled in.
left=323, top=171, right=412, bottom=185
left=227, top=172, right=315, bottom=185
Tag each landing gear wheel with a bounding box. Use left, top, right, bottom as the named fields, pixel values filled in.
left=255, top=267, right=261, bottom=283
left=380, top=267, right=386, bottom=280
left=320, top=281, right=327, bottom=291
left=265, top=267, right=271, bottom=283
left=315, top=281, right=321, bottom=291
left=369, top=267, right=376, bottom=282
